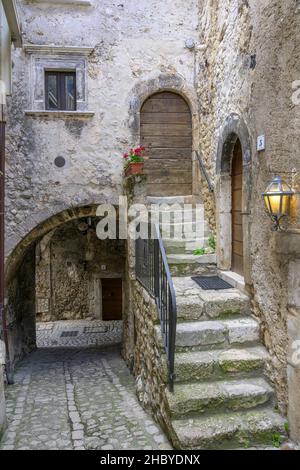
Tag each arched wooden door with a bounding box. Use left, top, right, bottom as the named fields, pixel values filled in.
left=231, top=139, right=244, bottom=276
left=140, top=92, right=192, bottom=196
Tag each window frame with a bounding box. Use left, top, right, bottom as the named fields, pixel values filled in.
left=45, top=70, right=77, bottom=111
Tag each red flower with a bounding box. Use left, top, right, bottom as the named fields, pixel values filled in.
left=123, top=153, right=128, bottom=159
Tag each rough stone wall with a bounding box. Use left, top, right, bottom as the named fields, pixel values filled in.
left=197, top=0, right=300, bottom=412
left=127, top=280, right=170, bottom=432
left=36, top=220, right=126, bottom=322
left=6, top=0, right=200, bottom=259
left=0, top=341, right=6, bottom=438
left=6, top=245, right=36, bottom=366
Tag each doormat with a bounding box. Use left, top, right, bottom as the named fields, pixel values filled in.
left=191, top=276, right=233, bottom=290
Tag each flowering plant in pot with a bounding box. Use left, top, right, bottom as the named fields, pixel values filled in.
left=123, top=146, right=145, bottom=176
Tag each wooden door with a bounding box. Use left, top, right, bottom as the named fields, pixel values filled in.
left=102, top=278, right=123, bottom=321
left=231, top=140, right=244, bottom=276
left=141, top=92, right=192, bottom=196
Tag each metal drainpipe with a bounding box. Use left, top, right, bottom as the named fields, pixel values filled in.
left=0, top=104, right=13, bottom=384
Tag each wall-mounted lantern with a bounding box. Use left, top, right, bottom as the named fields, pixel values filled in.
left=263, top=175, right=294, bottom=230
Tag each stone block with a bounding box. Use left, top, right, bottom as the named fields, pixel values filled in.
left=288, top=260, right=300, bottom=308
left=287, top=364, right=300, bottom=443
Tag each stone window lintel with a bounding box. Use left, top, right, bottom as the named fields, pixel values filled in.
left=25, top=45, right=93, bottom=112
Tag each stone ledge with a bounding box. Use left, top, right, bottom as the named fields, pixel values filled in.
left=23, top=44, right=94, bottom=55
left=26, top=1, right=91, bottom=6
left=25, top=110, right=95, bottom=119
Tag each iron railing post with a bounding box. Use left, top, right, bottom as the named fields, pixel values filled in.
left=154, top=237, right=159, bottom=300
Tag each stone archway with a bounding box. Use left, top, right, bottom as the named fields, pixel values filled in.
left=215, top=114, right=252, bottom=286
left=128, top=73, right=201, bottom=197
left=4, top=205, right=127, bottom=368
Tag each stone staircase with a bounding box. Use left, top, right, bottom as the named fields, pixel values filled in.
left=147, top=195, right=216, bottom=277
left=148, top=196, right=286, bottom=450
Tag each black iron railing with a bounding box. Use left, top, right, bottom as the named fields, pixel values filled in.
left=195, top=150, right=214, bottom=193
left=135, top=223, right=177, bottom=392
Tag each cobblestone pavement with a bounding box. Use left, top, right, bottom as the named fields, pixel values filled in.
left=36, top=320, right=122, bottom=348
left=0, top=347, right=172, bottom=450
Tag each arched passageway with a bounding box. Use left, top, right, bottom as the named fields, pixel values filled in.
left=4, top=206, right=126, bottom=367
left=1, top=206, right=172, bottom=451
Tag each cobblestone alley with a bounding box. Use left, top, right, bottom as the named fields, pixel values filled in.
left=0, top=347, right=171, bottom=451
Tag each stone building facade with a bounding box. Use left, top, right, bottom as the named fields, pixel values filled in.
left=0, top=0, right=300, bottom=447
left=196, top=0, right=300, bottom=441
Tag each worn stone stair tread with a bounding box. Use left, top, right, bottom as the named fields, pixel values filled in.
left=167, top=254, right=217, bottom=264
left=175, top=317, right=259, bottom=348
left=166, top=377, right=273, bottom=417
left=173, top=346, right=269, bottom=382
left=171, top=407, right=286, bottom=449
left=173, top=276, right=249, bottom=299
left=174, top=277, right=250, bottom=320
left=146, top=195, right=196, bottom=205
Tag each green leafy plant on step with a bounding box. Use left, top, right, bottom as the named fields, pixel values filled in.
left=271, top=432, right=283, bottom=448
left=193, top=234, right=216, bottom=256
left=193, top=248, right=205, bottom=256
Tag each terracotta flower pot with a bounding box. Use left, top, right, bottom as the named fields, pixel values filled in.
left=125, top=162, right=144, bottom=177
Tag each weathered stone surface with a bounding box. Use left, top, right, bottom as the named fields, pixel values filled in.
left=225, top=318, right=260, bottom=345
left=172, top=317, right=260, bottom=350
left=36, top=221, right=126, bottom=322
left=218, top=348, right=269, bottom=374
left=0, top=341, right=6, bottom=439
left=166, top=378, right=273, bottom=418
left=173, top=346, right=269, bottom=383
left=175, top=321, right=226, bottom=348
left=0, top=347, right=171, bottom=450
left=171, top=408, right=287, bottom=450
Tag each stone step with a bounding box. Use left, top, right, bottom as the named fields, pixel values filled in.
left=146, top=195, right=196, bottom=205
left=168, top=254, right=217, bottom=277
left=169, top=346, right=269, bottom=383
left=175, top=317, right=259, bottom=350
left=170, top=407, right=286, bottom=450
left=173, top=277, right=250, bottom=320
left=164, top=238, right=209, bottom=254
left=166, top=377, right=273, bottom=419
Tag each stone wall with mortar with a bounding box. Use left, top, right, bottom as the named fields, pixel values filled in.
left=197, top=0, right=300, bottom=413
left=6, top=0, right=201, bottom=261
left=0, top=341, right=6, bottom=439
left=35, top=219, right=125, bottom=322
left=129, top=281, right=170, bottom=432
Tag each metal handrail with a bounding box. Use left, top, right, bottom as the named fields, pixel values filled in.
left=135, top=222, right=177, bottom=392
left=195, top=150, right=214, bottom=193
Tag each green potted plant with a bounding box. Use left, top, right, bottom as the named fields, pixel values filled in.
left=123, top=146, right=145, bottom=177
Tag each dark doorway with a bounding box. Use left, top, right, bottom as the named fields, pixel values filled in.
left=231, top=139, right=244, bottom=276
left=102, top=278, right=123, bottom=321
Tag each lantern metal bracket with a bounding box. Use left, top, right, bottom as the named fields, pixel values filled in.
left=268, top=213, right=288, bottom=232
